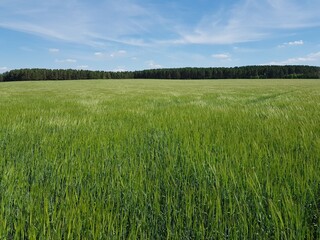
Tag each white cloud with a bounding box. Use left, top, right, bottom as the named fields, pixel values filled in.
left=20, top=46, right=33, bottom=52
left=177, top=0, right=320, bottom=45
left=110, top=50, right=127, bottom=58
left=77, top=65, right=89, bottom=69
left=0, top=0, right=157, bottom=47
left=118, top=50, right=127, bottom=54
left=212, top=53, right=231, bottom=60
left=147, top=60, right=162, bottom=69
left=93, top=50, right=127, bottom=59
left=94, top=52, right=103, bottom=56
left=49, top=48, right=60, bottom=53
left=55, top=58, right=77, bottom=63
left=0, top=0, right=319, bottom=50
left=278, top=40, right=304, bottom=48
left=268, top=51, right=320, bottom=65
left=0, top=67, right=8, bottom=73
left=288, top=40, right=304, bottom=46
left=112, top=67, right=127, bottom=72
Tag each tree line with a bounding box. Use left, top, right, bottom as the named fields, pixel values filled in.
left=1, top=65, right=320, bottom=81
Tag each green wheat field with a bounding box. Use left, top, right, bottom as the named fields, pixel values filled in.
left=0, top=79, right=319, bottom=239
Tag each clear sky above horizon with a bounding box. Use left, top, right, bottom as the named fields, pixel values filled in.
left=1, top=0, right=320, bottom=73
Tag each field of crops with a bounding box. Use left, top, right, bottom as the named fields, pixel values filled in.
left=0, top=79, right=319, bottom=239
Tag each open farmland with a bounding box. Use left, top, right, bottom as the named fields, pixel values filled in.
left=0, top=79, right=319, bottom=239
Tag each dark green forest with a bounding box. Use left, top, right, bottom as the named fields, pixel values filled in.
left=1, top=65, right=320, bottom=81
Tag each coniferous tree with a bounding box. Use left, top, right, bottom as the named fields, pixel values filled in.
left=1, top=66, right=320, bottom=81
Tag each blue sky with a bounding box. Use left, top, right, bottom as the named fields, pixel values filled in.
left=1, top=0, right=320, bottom=72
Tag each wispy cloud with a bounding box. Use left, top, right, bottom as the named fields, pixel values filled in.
left=278, top=40, right=304, bottom=48
left=268, top=51, right=320, bottom=65
left=20, top=46, right=33, bottom=52
left=287, top=40, right=304, bottom=46
left=94, top=52, right=103, bottom=57
left=110, top=50, right=127, bottom=58
left=49, top=48, right=60, bottom=53
left=147, top=60, right=162, bottom=69
left=1, top=0, right=319, bottom=47
left=0, top=0, right=159, bottom=47
left=77, top=65, right=89, bottom=69
left=93, top=50, right=127, bottom=59
left=112, top=67, right=127, bottom=72
left=177, top=0, right=320, bottom=44
left=212, top=53, right=231, bottom=60
left=0, top=67, right=8, bottom=73
left=55, top=59, right=77, bottom=63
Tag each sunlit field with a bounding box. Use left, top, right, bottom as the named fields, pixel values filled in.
left=0, top=79, right=319, bottom=239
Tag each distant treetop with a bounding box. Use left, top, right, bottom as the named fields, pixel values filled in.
left=1, top=65, right=319, bottom=81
